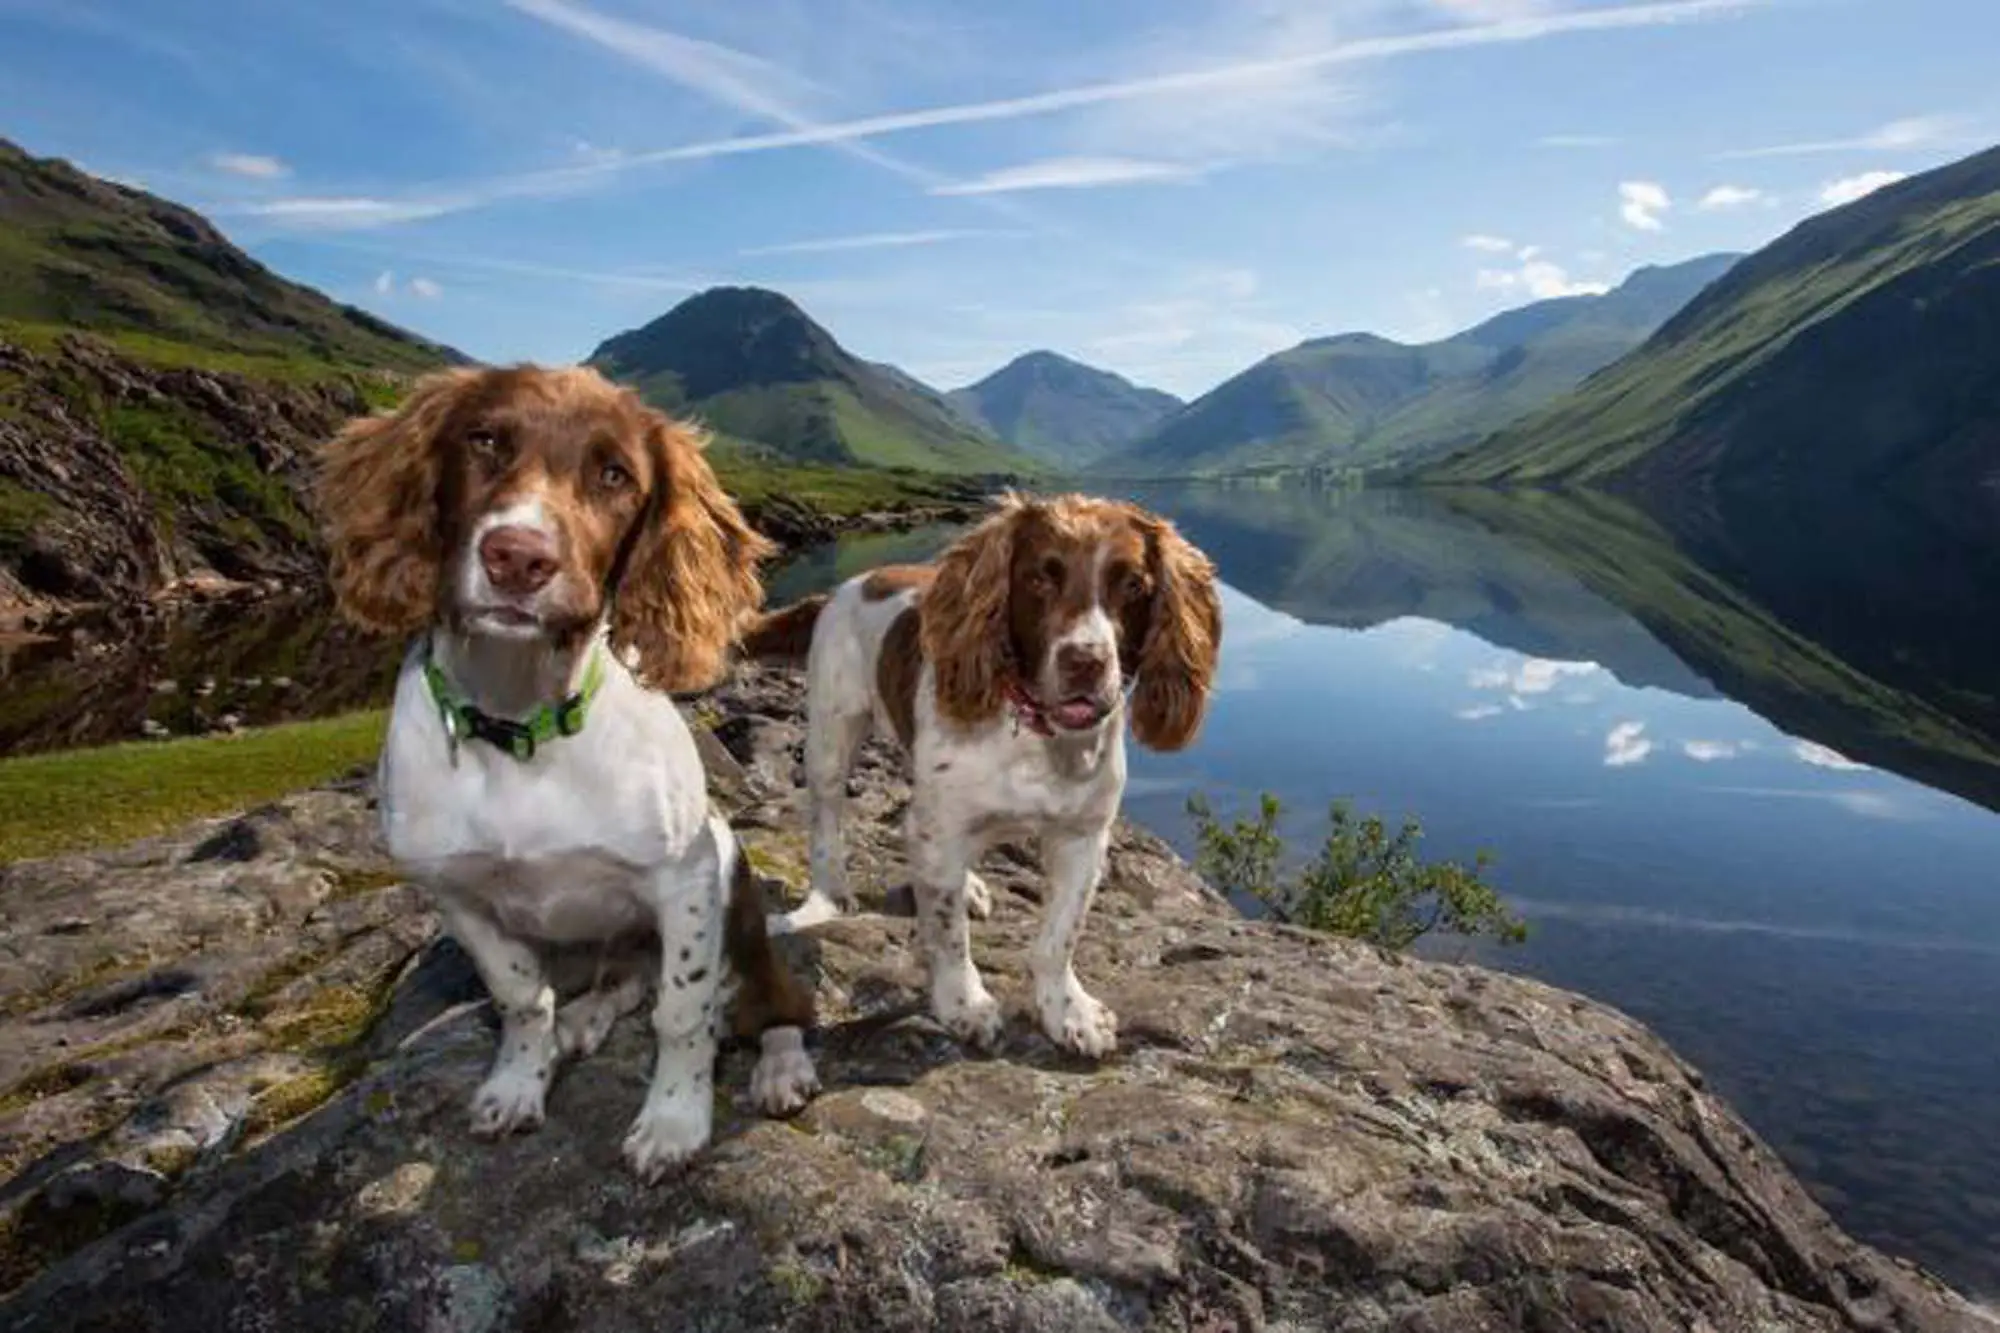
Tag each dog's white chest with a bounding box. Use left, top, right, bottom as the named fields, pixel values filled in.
left=428, top=848, right=658, bottom=943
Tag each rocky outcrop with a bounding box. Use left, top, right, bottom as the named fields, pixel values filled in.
left=0, top=334, right=384, bottom=616
left=0, top=666, right=1989, bottom=1331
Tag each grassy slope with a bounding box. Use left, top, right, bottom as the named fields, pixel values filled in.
left=1430, top=152, right=2000, bottom=484
left=0, top=712, right=386, bottom=862
left=0, top=140, right=452, bottom=375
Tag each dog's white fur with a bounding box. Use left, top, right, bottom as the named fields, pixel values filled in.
left=773, top=576, right=1128, bottom=1057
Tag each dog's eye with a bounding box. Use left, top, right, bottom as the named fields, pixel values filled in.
left=467, top=427, right=502, bottom=457
left=599, top=460, right=632, bottom=490
left=1038, top=556, right=1066, bottom=587
left=1122, top=572, right=1150, bottom=602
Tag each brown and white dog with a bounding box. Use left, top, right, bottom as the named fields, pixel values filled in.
left=319, top=365, right=817, bottom=1180
left=746, top=492, right=1221, bottom=1056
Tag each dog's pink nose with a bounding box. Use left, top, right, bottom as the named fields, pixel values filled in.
left=1056, top=643, right=1110, bottom=693
left=479, top=525, right=558, bottom=596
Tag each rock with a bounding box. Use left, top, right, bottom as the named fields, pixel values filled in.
left=0, top=665, right=1990, bottom=1331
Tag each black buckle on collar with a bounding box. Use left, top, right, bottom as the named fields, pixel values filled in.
left=465, top=710, right=537, bottom=762
left=554, top=694, right=586, bottom=737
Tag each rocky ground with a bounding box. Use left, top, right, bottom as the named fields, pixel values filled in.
left=0, top=665, right=1991, bottom=1331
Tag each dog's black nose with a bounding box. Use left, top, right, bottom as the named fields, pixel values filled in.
left=1056, top=643, right=1110, bottom=693
left=479, top=525, right=558, bottom=596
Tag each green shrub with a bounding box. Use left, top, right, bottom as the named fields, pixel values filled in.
left=1188, top=792, right=1526, bottom=951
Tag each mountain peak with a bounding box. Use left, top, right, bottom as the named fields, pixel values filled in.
left=948, top=351, right=1181, bottom=467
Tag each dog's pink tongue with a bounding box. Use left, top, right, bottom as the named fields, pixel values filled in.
left=1052, top=699, right=1102, bottom=729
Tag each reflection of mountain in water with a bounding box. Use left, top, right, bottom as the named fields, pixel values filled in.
left=0, top=596, right=401, bottom=756
left=1117, top=482, right=1717, bottom=698
left=1439, top=488, right=2000, bottom=814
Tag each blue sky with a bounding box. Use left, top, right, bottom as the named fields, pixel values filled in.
left=2, top=0, right=1994, bottom=397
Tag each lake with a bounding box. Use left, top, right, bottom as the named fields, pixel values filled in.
left=6, top=483, right=1998, bottom=1294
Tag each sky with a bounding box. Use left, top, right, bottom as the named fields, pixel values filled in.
left=1, top=0, right=1995, bottom=399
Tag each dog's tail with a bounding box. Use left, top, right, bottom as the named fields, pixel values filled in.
left=737, top=594, right=829, bottom=663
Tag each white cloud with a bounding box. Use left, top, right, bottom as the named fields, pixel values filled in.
left=1719, top=114, right=1967, bottom=160
left=738, top=229, right=1030, bottom=256
left=1619, top=180, right=1670, bottom=231
left=233, top=196, right=460, bottom=229
left=1456, top=704, right=1505, bottom=721
left=409, top=276, right=443, bottom=299
left=1605, top=721, right=1654, bottom=767
left=1682, top=740, right=1739, bottom=762
left=1819, top=170, right=1906, bottom=207
left=1475, top=259, right=1609, bottom=299
left=1697, top=184, right=1767, bottom=210
left=1794, top=740, right=1868, bottom=771
left=1537, top=133, right=1619, bottom=149
left=930, top=157, right=1201, bottom=196
left=208, top=151, right=289, bottom=179
left=372, top=270, right=395, bottom=296
left=1429, top=0, right=1560, bottom=19
left=1462, top=233, right=1516, bottom=253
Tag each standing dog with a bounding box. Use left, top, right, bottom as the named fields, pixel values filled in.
left=319, top=365, right=816, bottom=1179
left=746, top=493, right=1221, bottom=1056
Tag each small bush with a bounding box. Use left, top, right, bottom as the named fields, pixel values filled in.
left=1188, top=792, right=1526, bottom=951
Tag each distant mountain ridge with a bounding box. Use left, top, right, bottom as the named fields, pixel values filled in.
left=1100, top=253, right=1739, bottom=478
left=947, top=350, right=1181, bottom=467
left=0, top=137, right=457, bottom=371
left=587, top=287, right=1028, bottom=475
left=1425, top=143, right=2000, bottom=526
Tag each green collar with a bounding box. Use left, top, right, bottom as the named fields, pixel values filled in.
left=424, top=645, right=608, bottom=762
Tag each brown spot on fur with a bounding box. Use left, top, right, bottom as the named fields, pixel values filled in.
left=861, top=564, right=935, bottom=601
left=875, top=606, right=925, bottom=749
left=725, top=848, right=815, bottom=1038
left=737, top=593, right=828, bottom=663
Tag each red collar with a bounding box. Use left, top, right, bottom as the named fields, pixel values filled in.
left=1001, top=676, right=1057, bottom=737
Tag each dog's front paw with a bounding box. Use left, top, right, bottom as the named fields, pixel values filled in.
left=933, top=969, right=1003, bottom=1050
left=1039, top=980, right=1118, bottom=1059
left=749, top=1027, right=820, bottom=1116
left=469, top=1065, right=550, bottom=1138
left=622, top=1095, right=712, bottom=1182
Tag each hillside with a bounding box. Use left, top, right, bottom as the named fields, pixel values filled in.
left=1427, top=144, right=2000, bottom=506
left=1101, top=254, right=1737, bottom=478
left=947, top=349, right=1181, bottom=467
left=589, top=287, right=1029, bottom=475
left=0, top=141, right=463, bottom=614
left=0, top=139, right=454, bottom=372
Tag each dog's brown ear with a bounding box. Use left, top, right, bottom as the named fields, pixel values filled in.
left=318, top=369, right=478, bottom=635
left=610, top=414, right=774, bottom=692
left=1129, top=513, right=1221, bottom=752
left=921, top=493, right=1030, bottom=729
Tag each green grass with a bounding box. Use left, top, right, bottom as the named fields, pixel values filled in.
left=0, top=478, right=53, bottom=551
left=715, top=456, right=977, bottom=517
left=103, top=400, right=313, bottom=542
left=0, top=711, right=386, bottom=864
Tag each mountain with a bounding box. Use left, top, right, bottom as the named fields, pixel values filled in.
left=588, top=287, right=1028, bottom=475
left=1100, top=254, right=1738, bottom=478
left=1427, top=144, right=2000, bottom=511
left=0, top=138, right=455, bottom=372
left=946, top=350, right=1181, bottom=467
left=0, top=140, right=461, bottom=614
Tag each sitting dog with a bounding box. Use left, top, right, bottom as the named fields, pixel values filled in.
left=746, top=492, right=1221, bottom=1056
left=318, top=365, right=817, bottom=1179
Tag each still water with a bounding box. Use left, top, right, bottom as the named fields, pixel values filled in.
left=7, top=483, right=1997, bottom=1292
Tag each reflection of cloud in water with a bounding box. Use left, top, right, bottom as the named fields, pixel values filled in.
left=1456, top=704, right=1504, bottom=722
left=1506, top=897, right=2000, bottom=958
left=1705, top=785, right=1924, bottom=822
left=1605, top=721, right=1653, bottom=767
left=1683, top=740, right=1740, bottom=762
left=1793, top=739, right=1869, bottom=772
left=1471, top=656, right=1600, bottom=696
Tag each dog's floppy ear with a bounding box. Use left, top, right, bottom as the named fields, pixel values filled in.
left=318, top=369, right=479, bottom=635
left=921, top=493, right=1031, bottom=729
left=1129, top=512, right=1221, bottom=752
left=609, top=413, right=774, bottom=692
